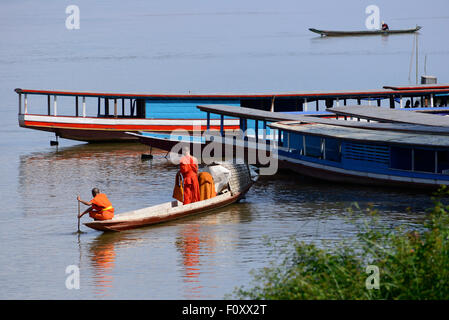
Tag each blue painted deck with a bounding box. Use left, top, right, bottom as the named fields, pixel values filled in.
left=145, top=99, right=240, bottom=119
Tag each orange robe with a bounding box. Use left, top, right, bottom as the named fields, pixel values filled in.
left=89, top=193, right=114, bottom=221
left=172, top=171, right=184, bottom=203
left=198, top=172, right=216, bottom=201
left=180, top=155, right=200, bottom=205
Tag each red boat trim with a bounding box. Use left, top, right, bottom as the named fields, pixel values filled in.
left=22, top=120, right=238, bottom=131
left=15, top=87, right=449, bottom=99
left=383, top=84, right=449, bottom=91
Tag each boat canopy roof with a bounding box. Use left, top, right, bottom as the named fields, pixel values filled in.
left=330, top=106, right=449, bottom=127
left=383, top=83, right=449, bottom=91
left=269, top=122, right=449, bottom=148
left=198, top=104, right=449, bottom=135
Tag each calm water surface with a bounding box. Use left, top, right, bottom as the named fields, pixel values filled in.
left=0, top=0, right=448, bottom=299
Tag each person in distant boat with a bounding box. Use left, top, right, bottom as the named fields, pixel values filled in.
left=381, top=21, right=389, bottom=31
left=179, top=146, right=200, bottom=205
left=405, top=100, right=411, bottom=108
left=198, top=171, right=216, bottom=201
left=77, top=188, right=114, bottom=221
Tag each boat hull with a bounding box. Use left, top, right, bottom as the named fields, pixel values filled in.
left=19, top=114, right=238, bottom=142
left=84, top=185, right=251, bottom=231
left=309, top=26, right=421, bottom=37
left=278, top=158, right=448, bottom=190
left=84, top=162, right=254, bottom=232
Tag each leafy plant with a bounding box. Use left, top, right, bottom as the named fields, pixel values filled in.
left=233, top=186, right=449, bottom=300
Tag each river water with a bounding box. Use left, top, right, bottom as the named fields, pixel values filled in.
left=0, top=0, right=448, bottom=299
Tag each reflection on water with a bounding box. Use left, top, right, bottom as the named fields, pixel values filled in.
left=176, top=224, right=203, bottom=298
left=174, top=206, right=245, bottom=299
left=14, top=143, right=436, bottom=299
left=89, top=236, right=116, bottom=297
left=83, top=231, right=150, bottom=298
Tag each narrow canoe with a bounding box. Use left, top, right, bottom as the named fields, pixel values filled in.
left=309, top=26, right=421, bottom=37
left=84, top=163, right=255, bottom=232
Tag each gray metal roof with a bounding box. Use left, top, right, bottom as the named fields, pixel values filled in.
left=330, top=106, right=449, bottom=127
left=197, top=104, right=449, bottom=135
left=269, top=122, right=449, bottom=148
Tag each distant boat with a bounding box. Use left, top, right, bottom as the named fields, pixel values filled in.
left=309, top=26, right=421, bottom=37
left=84, top=163, right=255, bottom=232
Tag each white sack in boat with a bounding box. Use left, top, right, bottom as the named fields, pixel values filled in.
left=204, top=164, right=232, bottom=194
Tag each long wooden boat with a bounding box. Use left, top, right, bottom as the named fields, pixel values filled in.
left=269, top=113, right=449, bottom=189
left=84, top=163, right=254, bottom=232
left=309, top=26, right=421, bottom=37
left=191, top=104, right=449, bottom=189
left=16, top=82, right=449, bottom=143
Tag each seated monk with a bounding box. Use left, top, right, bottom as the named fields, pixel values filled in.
left=179, top=147, right=200, bottom=205
left=198, top=171, right=216, bottom=201
left=77, top=188, right=114, bottom=221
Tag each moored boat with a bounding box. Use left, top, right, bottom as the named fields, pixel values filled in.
left=269, top=118, right=449, bottom=189
left=17, top=82, right=449, bottom=144
left=309, top=26, right=421, bottom=37
left=190, top=104, right=449, bottom=189
left=84, top=162, right=255, bottom=232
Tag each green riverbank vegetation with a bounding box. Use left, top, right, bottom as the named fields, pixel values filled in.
left=233, top=186, right=449, bottom=300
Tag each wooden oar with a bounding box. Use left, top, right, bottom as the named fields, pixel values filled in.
left=77, top=199, right=81, bottom=233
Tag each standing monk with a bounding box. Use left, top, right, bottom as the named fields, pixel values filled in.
left=179, top=147, right=200, bottom=205
left=77, top=188, right=114, bottom=221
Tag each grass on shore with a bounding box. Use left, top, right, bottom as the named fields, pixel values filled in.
left=233, top=186, right=449, bottom=300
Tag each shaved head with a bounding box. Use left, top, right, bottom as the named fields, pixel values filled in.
left=92, top=188, right=100, bottom=197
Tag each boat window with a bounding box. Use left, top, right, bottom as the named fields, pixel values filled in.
left=288, top=132, right=303, bottom=155
left=325, top=138, right=341, bottom=162
left=278, top=130, right=284, bottom=147
left=390, top=147, right=447, bottom=174
left=414, top=149, right=435, bottom=173
left=390, top=147, right=412, bottom=171
left=282, top=131, right=288, bottom=148
left=304, top=136, right=322, bottom=158
left=245, top=119, right=256, bottom=139
left=438, top=151, right=449, bottom=174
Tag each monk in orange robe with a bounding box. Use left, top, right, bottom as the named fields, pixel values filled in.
left=77, top=188, right=114, bottom=221
left=179, top=147, right=200, bottom=205
left=198, top=172, right=216, bottom=201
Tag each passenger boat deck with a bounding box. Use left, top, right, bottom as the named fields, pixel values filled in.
left=15, top=84, right=449, bottom=143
